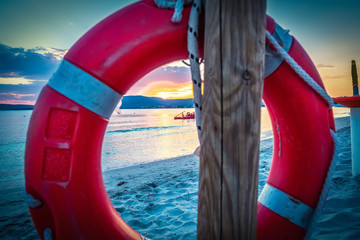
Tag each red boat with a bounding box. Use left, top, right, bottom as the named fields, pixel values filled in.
left=174, top=111, right=195, bottom=120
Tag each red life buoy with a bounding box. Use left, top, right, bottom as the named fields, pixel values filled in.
left=25, top=1, right=335, bottom=239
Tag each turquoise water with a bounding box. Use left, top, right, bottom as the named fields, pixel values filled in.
left=0, top=110, right=34, bottom=239
left=0, top=107, right=357, bottom=239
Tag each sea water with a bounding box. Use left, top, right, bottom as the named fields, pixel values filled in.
left=102, top=108, right=273, bottom=171
left=0, top=107, right=357, bottom=239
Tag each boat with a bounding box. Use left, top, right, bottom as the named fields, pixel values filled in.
left=174, top=111, right=195, bottom=120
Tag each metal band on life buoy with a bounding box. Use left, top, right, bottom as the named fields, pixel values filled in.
left=258, top=184, right=314, bottom=229
left=47, top=24, right=289, bottom=119
left=48, top=60, right=122, bottom=119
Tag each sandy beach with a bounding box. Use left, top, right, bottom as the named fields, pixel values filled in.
left=105, top=155, right=199, bottom=239
left=0, top=110, right=359, bottom=239
left=102, top=116, right=360, bottom=239
left=1, top=0, right=360, bottom=238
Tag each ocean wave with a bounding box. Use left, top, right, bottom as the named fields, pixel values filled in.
left=106, top=126, right=184, bottom=134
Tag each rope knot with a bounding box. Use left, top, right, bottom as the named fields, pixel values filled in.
left=154, top=0, right=193, bottom=22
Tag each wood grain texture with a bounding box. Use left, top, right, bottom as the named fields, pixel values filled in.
left=197, top=0, right=222, bottom=239
left=197, top=0, right=266, bottom=239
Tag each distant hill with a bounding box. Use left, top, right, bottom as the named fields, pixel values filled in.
left=0, top=96, right=301, bottom=110
left=0, top=104, right=34, bottom=110
left=0, top=96, right=194, bottom=110
left=120, top=96, right=194, bottom=109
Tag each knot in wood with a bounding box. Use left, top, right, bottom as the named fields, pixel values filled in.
left=242, top=70, right=251, bottom=81
left=208, top=67, right=215, bottom=77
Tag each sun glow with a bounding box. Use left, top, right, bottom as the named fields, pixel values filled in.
left=135, top=79, right=194, bottom=99
left=148, top=83, right=193, bottom=99
left=0, top=77, right=36, bottom=85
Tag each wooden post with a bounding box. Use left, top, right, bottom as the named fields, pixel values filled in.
left=197, top=0, right=266, bottom=239
left=352, top=60, right=359, bottom=96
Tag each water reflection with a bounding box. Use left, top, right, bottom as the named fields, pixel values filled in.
left=102, top=107, right=350, bottom=171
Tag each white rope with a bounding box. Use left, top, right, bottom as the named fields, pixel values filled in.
left=159, top=2, right=339, bottom=237
left=305, top=129, right=339, bottom=239
left=266, top=30, right=339, bottom=237
left=154, top=0, right=203, bottom=144
left=154, top=0, right=193, bottom=22
left=187, top=0, right=203, bottom=142
left=154, top=0, right=203, bottom=142
left=266, top=31, right=334, bottom=107
left=25, top=193, right=42, bottom=208
left=43, top=228, right=53, bottom=240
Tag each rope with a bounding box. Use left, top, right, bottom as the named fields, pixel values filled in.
left=154, top=0, right=202, bottom=141
left=43, top=228, right=53, bottom=240
left=266, top=30, right=338, bottom=237
left=155, top=2, right=340, bottom=237
left=266, top=31, right=334, bottom=108
left=187, top=5, right=335, bottom=145
left=154, top=0, right=203, bottom=141
left=25, top=193, right=42, bottom=208
left=305, top=129, right=339, bottom=239
left=154, top=0, right=193, bottom=22
left=187, top=13, right=339, bottom=237
left=187, top=0, right=203, bottom=142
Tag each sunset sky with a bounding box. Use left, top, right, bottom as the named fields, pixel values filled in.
left=0, top=0, right=359, bottom=104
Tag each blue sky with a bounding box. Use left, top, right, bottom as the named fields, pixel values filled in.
left=0, top=0, right=359, bottom=104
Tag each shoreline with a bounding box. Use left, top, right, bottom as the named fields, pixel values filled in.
left=0, top=115, right=356, bottom=239
left=102, top=116, right=350, bottom=174
left=101, top=116, right=359, bottom=239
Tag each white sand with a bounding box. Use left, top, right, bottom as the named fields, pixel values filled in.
left=310, top=117, right=360, bottom=239
left=104, top=155, right=200, bottom=239
left=103, top=116, right=360, bottom=239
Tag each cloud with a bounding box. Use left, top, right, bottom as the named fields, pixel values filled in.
left=316, top=64, right=336, bottom=69
left=0, top=77, right=44, bottom=85
left=32, top=47, right=67, bottom=61
left=152, top=83, right=193, bottom=99
left=0, top=43, right=62, bottom=104
left=0, top=43, right=65, bottom=80
left=0, top=50, right=194, bottom=103
left=0, top=80, right=45, bottom=94
left=128, top=64, right=192, bottom=95
left=0, top=92, right=37, bottom=104
left=148, top=65, right=191, bottom=85
left=0, top=80, right=46, bottom=104
left=0, top=92, right=35, bottom=99
left=322, top=75, right=344, bottom=80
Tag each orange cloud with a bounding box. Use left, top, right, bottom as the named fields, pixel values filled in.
left=136, top=80, right=193, bottom=99
left=0, top=92, right=35, bottom=98
left=315, top=61, right=355, bottom=97
left=0, top=99, right=35, bottom=105
left=0, top=77, right=37, bottom=85
left=152, top=83, right=193, bottom=99
left=0, top=92, right=37, bottom=105
left=316, top=64, right=336, bottom=69
left=127, top=63, right=194, bottom=99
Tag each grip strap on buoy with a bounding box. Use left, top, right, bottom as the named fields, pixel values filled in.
left=48, top=60, right=122, bottom=119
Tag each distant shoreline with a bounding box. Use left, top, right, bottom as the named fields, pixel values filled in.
left=0, top=105, right=196, bottom=111
left=0, top=96, right=195, bottom=110
left=0, top=104, right=343, bottom=110
left=0, top=104, right=34, bottom=110
left=0, top=96, right=344, bottom=110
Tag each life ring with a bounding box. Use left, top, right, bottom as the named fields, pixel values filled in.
left=25, top=0, right=335, bottom=239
